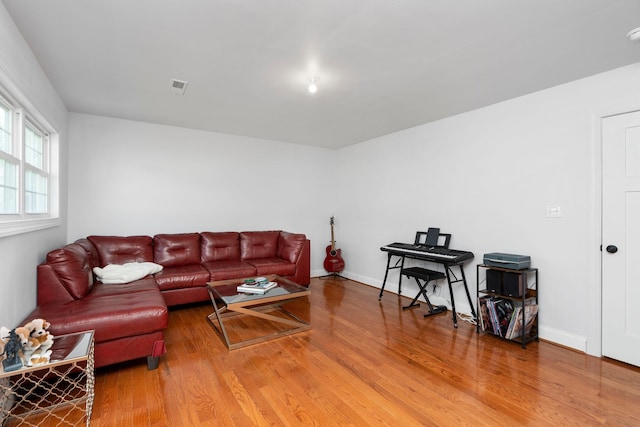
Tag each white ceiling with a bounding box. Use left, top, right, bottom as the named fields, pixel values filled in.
left=4, top=0, right=640, bottom=149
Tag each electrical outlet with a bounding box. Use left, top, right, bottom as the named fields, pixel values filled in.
left=546, top=205, right=562, bottom=218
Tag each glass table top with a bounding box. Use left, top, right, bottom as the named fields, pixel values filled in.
left=207, top=275, right=309, bottom=306
left=0, top=330, right=94, bottom=376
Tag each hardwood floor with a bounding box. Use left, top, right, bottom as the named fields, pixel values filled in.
left=86, top=277, right=640, bottom=426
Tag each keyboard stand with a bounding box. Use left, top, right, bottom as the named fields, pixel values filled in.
left=378, top=252, right=406, bottom=300
left=379, top=252, right=477, bottom=328
left=400, top=267, right=448, bottom=316
left=379, top=230, right=477, bottom=328
left=443, top=263, right=475, bottom=328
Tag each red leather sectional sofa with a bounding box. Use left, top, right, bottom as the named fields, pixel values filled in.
left=22, top=231, right=310, bottom=369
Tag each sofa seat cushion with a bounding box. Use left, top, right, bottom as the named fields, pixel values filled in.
left=247, top=258, right=296, bottom=276
left=26, top=290, right=168, bottom=344
left=89, top=277, right=160, bottom=297
left=202, top=260, right=257, bottom=281
left=154, top=264, right=210, bottom=291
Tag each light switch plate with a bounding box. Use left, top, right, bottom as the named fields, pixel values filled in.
left=546, top=205, right=562, bottom=218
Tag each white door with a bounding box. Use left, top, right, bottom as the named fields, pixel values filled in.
left=602, top=110, right=640, bottom=367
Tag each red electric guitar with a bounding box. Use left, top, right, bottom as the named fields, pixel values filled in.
left=323, top=216, right=345, bottom=273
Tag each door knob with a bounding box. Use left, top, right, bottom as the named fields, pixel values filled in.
left=606, top=245, right=618, bottom=253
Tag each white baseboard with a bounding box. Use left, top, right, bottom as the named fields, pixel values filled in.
left=538, top=326, right=587, bottom=353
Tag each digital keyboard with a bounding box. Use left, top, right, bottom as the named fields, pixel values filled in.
left=380, top=242, right=474, bottom=264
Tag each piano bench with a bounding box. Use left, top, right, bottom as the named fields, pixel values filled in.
left=401, top=267, right=447, bottom=314
left=401, top=267, right=445, bottom=282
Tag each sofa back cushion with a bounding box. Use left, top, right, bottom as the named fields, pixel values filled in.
left=74, top=238, right=101, bottom=270
left=240, top=231, right=279, bottom=260
left=154, top=233, right=201, bottom=267
left=201, top=232, right=240, bottom=262
left=88, top=235, right=153, bottom=265
left=276, top=232, right=307, bottom=263
left=46, top=243, right=94, bottom=299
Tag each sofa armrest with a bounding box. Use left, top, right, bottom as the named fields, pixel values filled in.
left=37, top=264, right=75, bottom=305
left=292, top=239, right=311, bottom=286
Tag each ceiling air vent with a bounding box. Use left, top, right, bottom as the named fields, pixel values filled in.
left=170, top=79, right=188, bottom=95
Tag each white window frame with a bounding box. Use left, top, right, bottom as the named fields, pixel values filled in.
left=0, top=86, right=60, bottom=238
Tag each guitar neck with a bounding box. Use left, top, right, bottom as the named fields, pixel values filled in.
left=330, top=224, right=336, bottom=250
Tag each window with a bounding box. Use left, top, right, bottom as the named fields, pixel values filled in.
left=24, top=121, right=49, bottom=214
left=0, top=88, right=59, bottom=236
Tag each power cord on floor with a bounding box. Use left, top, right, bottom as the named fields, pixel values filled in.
left=457, top=312, right=477, bottom=326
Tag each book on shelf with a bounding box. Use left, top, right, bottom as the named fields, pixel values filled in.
left=522, top=303, right=539, bottom=336
left=505, top=307, right=521, bottom=340
left=508, top=300, right=538, bottom=340
left=493, top=298, right=516, bottom=338
left=237, top=277, right=277, bottom=294
left=479, top=295, right=537, bottom=340
left=488, top=298, right=501, bottom=336
left=505, top=307, right=519, bottom=339
left=478, top=296, right=495, bottom=334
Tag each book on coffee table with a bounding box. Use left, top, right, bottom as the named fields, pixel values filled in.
left=237, top=279, right=277, bottom=294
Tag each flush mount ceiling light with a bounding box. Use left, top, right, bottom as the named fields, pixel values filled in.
left=308, top=76, right=319, bottom=94
left=170, top=79, right=188, bottom=95
left=627, top=26, right=640, bottom=42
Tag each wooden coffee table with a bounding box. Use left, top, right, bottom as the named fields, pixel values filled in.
left=206, top=275, right=311, bottom=350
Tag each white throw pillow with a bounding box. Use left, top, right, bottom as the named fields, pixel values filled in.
left=93, top=262, right=163, bottom=284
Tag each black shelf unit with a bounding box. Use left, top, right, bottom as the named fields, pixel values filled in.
left=476, top=264, right=538, bottom=348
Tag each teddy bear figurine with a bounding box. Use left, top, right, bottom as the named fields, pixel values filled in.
left=22, top=319, right=54, bottom=366
left=15, top=326, right=42, bottom=364
left=23, top=318, right=51, bottom=340
left=29, top=349, right=52, bottom=367
left=24, top=319, right=53, bottom=349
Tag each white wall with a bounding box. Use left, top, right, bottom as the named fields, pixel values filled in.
left=67, top=113, right=337, bottom=275
left=336, top=62, right=640, bottom=354
left=0, top=4, right=68, bottom=328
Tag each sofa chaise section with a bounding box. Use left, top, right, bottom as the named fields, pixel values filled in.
left=23, top=242, right=168, bottom=369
